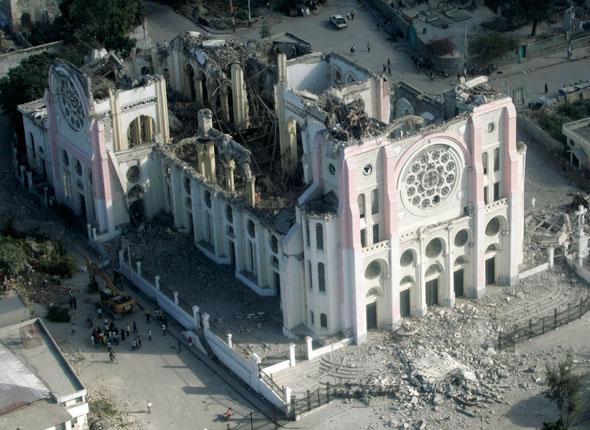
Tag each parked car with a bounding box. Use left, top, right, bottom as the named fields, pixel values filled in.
left=329, top=15, right=347, bottom=29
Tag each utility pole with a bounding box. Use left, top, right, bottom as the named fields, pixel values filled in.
left=248, top=0, right=252, bottom=24
left=229, top=0, right=235, bottom=32
left=567, top=0, right=575, bottom=60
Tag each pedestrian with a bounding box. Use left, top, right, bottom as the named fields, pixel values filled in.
left=350, top=45, right=356, bottom=54
left=147, top=401, right=152, bottom=414
left=148, top=328, right=152, bottom=341
left=544, top=83, right=548, bottom=94
left=367, top=41, right=371, bottom=52
left=107, top=341, right=112, bottom=352
left=68, top=297, right=73, bottom=309
left=91, top=334, right=95, bottom=347
left=132, top=321, right=137, bottom=334
left=382, top=64, right=387, bottom=74
left=145, top=309, right=151, bottom=323
left=188, top=336, right=193, bottom=348
left=387, top=64, right=392, bottom=75
left=351, top=9, right=355, bottom=20
left=120, top=327, right=126, bottom=341
left=86, top=315, right=93, bottom=328
left=126, top=324, right=131, bottom=338
left=138, top=335, right=142, bottom=348
left=346, top=11, right=350, bottom=20
left=72, top=296, right=77, bottom=310
left=70, top=322, right=75, bottom=336
left=109, top=351, right=115, bottom=363
left=97, top=307, right=102, bottom=319
left=161, top=323, right=167, bottom=336
left=131, top=338, right=137, bottom=351
left=387, top=58, right=391, bottom=67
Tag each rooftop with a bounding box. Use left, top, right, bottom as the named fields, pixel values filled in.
left=17, top=98, right=47, bottom=126
left=0, top=399, right=72, bottom=430
left=0, top=319, right=85, bottom=401
left=563, top=117, right=590, bottom=143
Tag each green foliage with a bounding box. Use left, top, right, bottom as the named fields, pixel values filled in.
left=0, top=53, right=54, bottom=123
left=535, top=111, right=567, bottom=144
left=484, top=0, right=552, bottom=35
left=556, top=100, right=590, bottom=121
left=426, top=37, right=456, bottom=57
left=544, top=354, right=582, bottom=429
left=0, top=238, right=29, bottom=277
left=57, top=0, right=144, bottom=54
left=33, top=242, right=77, bottom=278
left=469, top=32, right=517, bottom=66
left=47, top=305, right=71, bottom=323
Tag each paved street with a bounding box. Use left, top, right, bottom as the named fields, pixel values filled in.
left=145, top=0, right=590, bottom=100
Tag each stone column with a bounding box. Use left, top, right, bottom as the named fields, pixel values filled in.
left=220, top=86, right=230, bottom=123
left=414, top=230, right=427, bottom=317
left=132, top=117, right=141, bottom=146
left=87, top=224, right=93, bottom=241
left=548, top=246, right=555, bottom=269
left=197, top=146, right=206, bottom=176
left=92, top=228, right=97, bottom=241
left=202, top=313, right=210, bottom=331
left=136, top=261, right=142, bottom=277
left=226, top=333, right=233, bottom=349
left=289, top=343, right=296, bottom=366
left=192, top=305, right=200, bottom=329
left=205, top=142, right=216, bottom=183
left=225, top=159, right=236, bottom=193
left=246, top=177, right=256, bottom=207
left=231, top=64, right=249, bottom=130
left=173, top=291, right=179, bottom=305
left=305, top=336, right=313, bottom=360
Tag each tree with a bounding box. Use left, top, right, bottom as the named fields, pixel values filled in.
left=425, top=38, right=456, bottom=57
left=543, top=354, right=582, bottom=429
left=484, top=0, right=552, bottom=36
left=260, top=24, right=271, bottom=39
left=57, top=0, right=144, bottom=54
left=469, top=32, right=517, bottom=66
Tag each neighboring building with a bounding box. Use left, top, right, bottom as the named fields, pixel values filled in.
left=0, top=0, right=62, bottom=32
left=18, top=49, right=525, bottom=344
left=0, top=318, right=88, bottom=429
left=563, top=117, right=590, bottom=170
left=0, top=289, right=30, bottom=327
left=18, top=50, right=170, bottom=238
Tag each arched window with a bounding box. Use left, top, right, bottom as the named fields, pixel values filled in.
left=270, top=235, right=279, bottom=254
left=493, top=148, right=500, bottom=171
left=400, top=249, right=414, bottom=267
left=371, top=189, right=379, bottom=214
left=320, top=313, right=328, bottom=328
left=482, top=152, right=488, bottom=175
left=226, top=204, right=233, bottom=223
left=204, top=190, right=212, bottom=208
left=425, top=238, right=444, bottom=258
left=358, top=194, right=365, bottom=218
left=310, top=310, right=315, bottom=326
left=318, top=263, right=325, bottom=292
left=316, top=223, right=324, bottom=250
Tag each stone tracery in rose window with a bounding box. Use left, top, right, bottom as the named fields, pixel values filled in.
left=57, top=74, right=85, bottom=132
left=403, top=144, right=460, bottom=211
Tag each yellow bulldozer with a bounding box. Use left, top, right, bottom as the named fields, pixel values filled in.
left=87, top=259, right=134, bottom=317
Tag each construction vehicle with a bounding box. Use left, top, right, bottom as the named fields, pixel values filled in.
left=86, top=259, right=135, bottom=317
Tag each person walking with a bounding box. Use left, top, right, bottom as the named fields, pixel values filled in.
left=382, top=64, right=387, bottom=74
left=97, top=307, right=102, bottom=319
left=145, top=309, right=151, bottom=323
left=147, top=328, right=152, bottom=341
left=366, top=42, right=371, bottom=52
left=351, top=9, right=355, bottom=20
left=387, top=64, right=392, bottom=75
left=350, top=45, right=356, bottom=54
left=544, top=83, right=548, bottom=94
left=387, top=58, right=391, bottom=67
left=109, top=351, right=115, bottom=363
left=147, top=401, right=152, bottom=414
left=72, top=296, right=77, bottom=310
left=137, top=335, right=142, bottom=349
left=161, top=323, right=167, bottom=336
left=132, top=321, right=137, bottom=334
left=126, top=324, right=131, bottom=338
left=70, top=322, right=75, bottom=336
left=120, top=327, right=126, bottom=342
left=188, top=336, right=193, bottom=348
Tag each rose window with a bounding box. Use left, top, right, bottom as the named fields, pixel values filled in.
left=402, top=145, right=460, bottom=211
left=57, top=74, right=85, bottom=131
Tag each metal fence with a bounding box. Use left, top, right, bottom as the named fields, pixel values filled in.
left=259, top=369, right=286, bottom=402
left=230, top=411, right=280, bottom=430
left=498, top=295, right=590, bottom=350
left=290, top=382, right=396, bottom=418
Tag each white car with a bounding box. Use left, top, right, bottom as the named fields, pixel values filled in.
left=330, top=15, right=348, bottom=29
